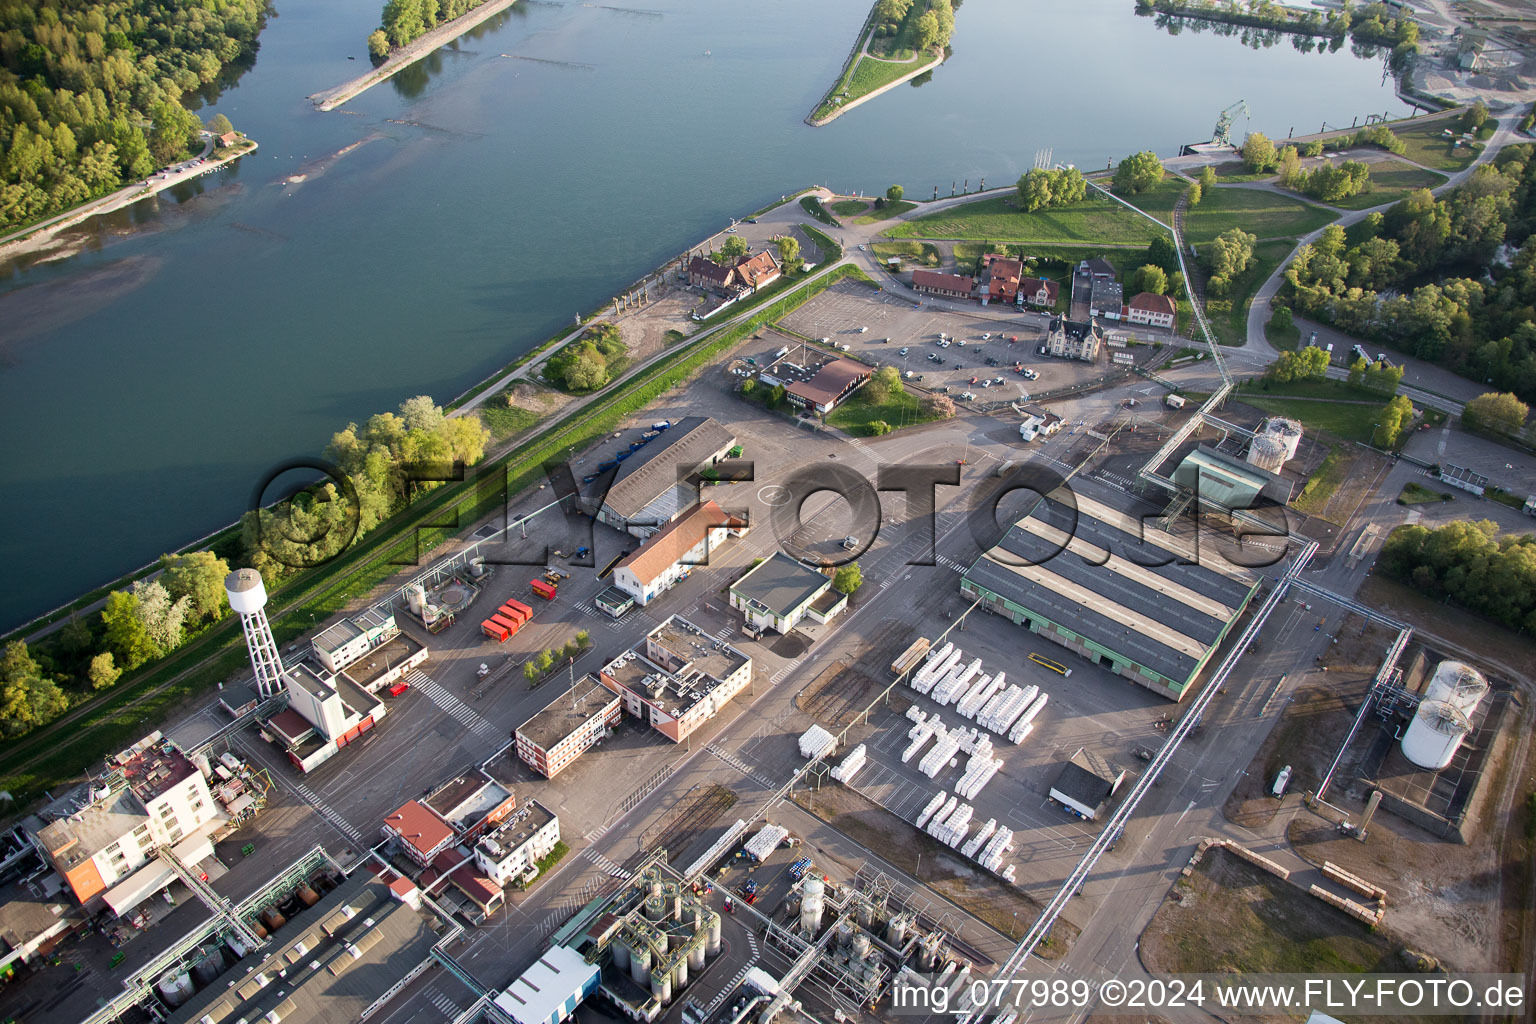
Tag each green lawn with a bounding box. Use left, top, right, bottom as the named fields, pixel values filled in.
left=1293, top=446, right=1351, bottom=514
left=831, top=199, right=868, bottom=216
left=886, top=192, right=1166, bottom=246
left=1264, top=316, right=1301, bottom=351
left=478, top=402, right=542, bottom=442
left=1241, top=377, right=1386, bottom=401
left=872, top=240, right=940, bottom=266
left=1392, top=120, right=1484, bottom=172
left=1183, top=188, right=1336, bottom=245
left=1209, top=160, right=1273, bottom=183
left=826, top=385, right=940, bottom=435
left=1242, top=395, right=1383, bottom=443
left=1203, top=238, right=1296, bottom=345
left=856, top=200, right=917, bottom=224
left=1326, top=160, right=1449, bottom=210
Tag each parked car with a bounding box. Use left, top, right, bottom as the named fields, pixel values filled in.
left=960, top=392, right=976, bottom=401
left=899, top=347, right=909, bottom=355
left=857, top=326, right=869, bottom=333
left=981, top=332, right=991, bottom=340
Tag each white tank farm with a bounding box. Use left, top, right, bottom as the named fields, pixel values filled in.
left=1400, top=661, right=1488, bottom=771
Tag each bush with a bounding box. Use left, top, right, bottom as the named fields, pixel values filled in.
left=866, top=420, right=893, bottom=436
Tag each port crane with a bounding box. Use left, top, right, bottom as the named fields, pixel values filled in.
left=1211, top=99, right=1250, bottom=147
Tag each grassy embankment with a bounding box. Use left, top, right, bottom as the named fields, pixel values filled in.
left=871, top=241, right=940, bottom=267
left=1182, top=187, right=1335, bottom=244
left=826, top=384, right=941, bottom=436
left=0, top=264, right=877, bottom=806
left=1326, top=160, right=1448, bottom=211
left=1391, top=119, right=1485, bottom=172
left=886, top=179, right=1184, bottom=246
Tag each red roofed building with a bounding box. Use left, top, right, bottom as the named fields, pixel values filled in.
left=449, top=864, right=505, bottom=916
left=688, top=250, right=781, bottom=297
left=982, top=254, right=1023, bottom=305
left=1123, top=291, right=1176, bottom=329
left=911, top=269, right=974, bottom=299
left=734, top=249, right=781, bottom=291
left=612, top=499, right=749, bottom=606
left=381, top=800, right=455, bottom=867
left=1018, top=277, right=1059, bottom=309
left=785, top=358, right=872, bottom=414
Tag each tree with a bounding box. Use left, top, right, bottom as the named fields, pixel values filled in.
left=769, top=384, right=787, bottom=407
left=1463, top=392, right=1529, bottom=435
left=0, top=641, right=67, bottom=738
left=776, top=235, right=800, bottom=270
left=1462, top=100, right=1489, bottom=133
left=1276, top=145, right=1302, bottom=187
left=886, top=184, right=904, bottom=202
left=1198, top=165, right=1218, bottom=192
left=1205, top=228, right=1257, bottom=295
left=1145, top=234, right=1181, bottom=275
left=160, top=551, right=230, bottom=623
left=1348, top=356, right=1369, bottom=387
left=148, top=100, right=201, bottom=165
left=1363, top=360, right=1404, bottom=394
left=832, top=563, right=863, bottom=595
left=58, top=617, right=94, bottom=657
left=101, top=591, right=158, bottom=669
left=575, top=629, right=591, bottom=648
left=912, top=9, right=941, bottom=50
left=205, top=113, right=234, bottom=136
left=1015, top=167, right=1085, bottom=212
left=1241, top=131, right=1278, bottom=173
left=88, top=652, right=121, bottom=690
left=866, top=420, right=893, bottom=436
left=368, top=29, right=391, bottom=59
left=536, top=649, right=554, bottom=672
left=865, top=365, right=901, bottom=403
left=1270, top=306, right=1293, bottom=331
left=1302, top=139, right=1324, bottom=158
left=740, top=378, right=757, bottom=396
left=1112, top=150, right=1164, bottom=195
left=717, top=235, right=749, bottom=263
left=131, top=580, right=189, bottom=653
left=1185, top=181, right=1202, bottom=207
left=523, top=662, right=539, bottom=683
left=1132, top=264, right=1168, bottom=295
left=1374, top=395, right=1414, bottom=447
left=922, top=394, right=956, bottom=419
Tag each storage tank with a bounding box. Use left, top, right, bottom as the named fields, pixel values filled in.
left=1262, top=417, right=1303, bottom=462
left=673, top=957, right=689, bottom=989
left=851, top=932, right=871, bottom=960
left=192, top=949, right=227, bottom=988
left=1401, top=661, right=1488, bottom=770
left=1246, top=435, right=1287, bottom=473
left=835, top=920, right=854, bottom=948
left=886, top=914, right=908, bottom=946
left=651, top=970, right=672, bottom=1005
left=405, top=583, right=427, bottom=617
left=631, top=944, right=651, bottom=986
left=612, top=940, right=631, bottom=974
left=157, top=971, right=193, bottom=1008
left=689, top=942, right=706, bottom=972
left=799, top=877, right=825, bottom=935
left=706, top=912, right=722, bottom=957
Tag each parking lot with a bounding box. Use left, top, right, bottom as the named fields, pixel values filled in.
left=778, top=281, right=1113, bottom=402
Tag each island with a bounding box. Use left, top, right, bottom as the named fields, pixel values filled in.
left=807, top=0, right=957, bottom=126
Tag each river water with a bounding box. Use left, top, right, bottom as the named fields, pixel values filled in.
left=0, top=0, right=1412, bottom=629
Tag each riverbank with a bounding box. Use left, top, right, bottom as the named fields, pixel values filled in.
left=806, top=5, right=945, bottom=127
left=309, top=0, right=522, bottom=111
left=0, top=139, right=257, bottom=267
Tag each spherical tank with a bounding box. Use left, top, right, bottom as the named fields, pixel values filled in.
left=224, top=568, right=268, bottom=615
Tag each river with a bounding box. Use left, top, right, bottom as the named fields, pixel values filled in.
left=0, top=0, right=1413, bottom=630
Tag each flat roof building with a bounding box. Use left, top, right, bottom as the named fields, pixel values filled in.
left=274, top=661, right=387, bottom=773
left=728, top=552, right=837, bottom=635
left=612, top=499, right=749, bottom=607
left=494, top=945, right=601, bottom=1024
left=598, top=616, right=753, bottom=743
left=581, top=417, right=737, bottom=537
left=515, top=676, right=623, bottom=778
left=1172, top=445, right=1291, bottom=511
left=475, top=800, right=561, bottom=888
left=1049, top=748, right=1127, bottom=820
left=424, top=771, right=517, bottom=843
left=784, top=358, right=872, bottom=414
left=960, top=486, right=1261, bottom=700
left=312, top=606, right=396, bottom=674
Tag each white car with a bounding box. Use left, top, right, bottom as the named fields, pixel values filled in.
left=857, top=326, right=869, bottom=333
left=899, top=347, right=909, bottom=356
left=961, top=392, right=976, bottom=401
left=858, top=244, right=866, bottom=251
left=956, top=339, right=968, bottom=347
left=981, top=333, right=991, bottom=340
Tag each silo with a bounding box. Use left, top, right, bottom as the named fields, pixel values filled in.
left=689, top=942, right=706, bottom=972
left=886, top=914, right=908, bottom=946
left=631, top=944, right=652, bottom=986
left=706, top=912, right=722, bottom=957
left=191, top=949, right=226, bottom=988
left=1264, top=418, right=1303, bottom=462
left=157, top=971, right=192, bottom=1008
left=673, top=956, right=689, bottom=989
left=645, top=895, right=665, bottom=922
left=851, top=932, right=871, bottom=960
left=406, top=583, right=427, bottom=617
left=856, top=899, right=874, bottom=929
left=799, top=877, right=825, bottom=935
left=651, top=969, right=672, bottom=1005
left=612, top=940, right=631, bottom=974
left=835, top=920, right=854, bottom=948
left=1401, top=661, right=1488, bottom=771
left=1246, top=435, right=1287, bottom=473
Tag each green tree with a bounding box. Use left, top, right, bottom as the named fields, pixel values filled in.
left=1348, top=356, right=1369, bottom=387
left=536, top=649, right=554, bottom=672
left=58, top=617, right=94, bottom=657
left=1132, top=264, right=1168, bottom=295
left=523, top=661, right=539, bottom=683
left=87, top=651, right=121, bottom=690
left=1363, top=361, right=1404, bottom=394
left=770, top=384, right=787, bottom=407
left=865, top=365, right=901, bottom=403
left=1198, top=164, right=1218, bottom=192
left=575, top=629, right=591, bottom=648
left=912, top=9, right=941, bottom=50
left=148, top=100, right=201, bottom=165
left=866, top=420, right=893, bottom=436
left=368, top=29, right=391, bottom=59
left=1185, top=181, right=1202, bottom=206
left=1374, top=395, right=1414, bottom=447
left=0, top=641, right=67, bottom=738
left=740, top=378, right=758, bottom=396
left=1145, top=234, right=1181, bottom=276
left=776, top=235, right=800, bottom=270
left=1302, top=139, right=1324, bottom=157
left=205, top=113, right=234, bottom=136
left=1205, top=228, right=1257, bottom=295
left=101, top=591, right=158, bottom=669
left=1269, top=305, right=1293, bottom=331
left=1276, top=145, right=1302, bottom=187
left=717, top=235, right=749, bottom=263
left=1463, top=392, right=1529, bottom=435
left=1241, top=131, right=1278, bottom=173
left=886, top=184, right=904, bottom=202
left=131, top=580, right=189, bottom=653
left=832, top=563, right=863, bottom=595
left=1112, top=150, right=1164, bottom=194
left=1461, top=100, right=1489, bottom=133
left=160, top=550, right=230, bottom=623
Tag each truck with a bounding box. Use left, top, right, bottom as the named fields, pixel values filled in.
left=1165, top=394, right=1186, bottom=409
left=652, top=419, right=673, bottom=431
left=787, top=856, right=813, bottom=883
left=530, top=578, right=558, bottom=601
left=742, top=878, right=759, bottom=905
left=891, top=637, right=931, bottom=677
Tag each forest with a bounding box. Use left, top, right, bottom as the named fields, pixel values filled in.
left=0, top=0, right=268, bottom=231
left=1379, top=520, right=1536, bottom=632
left=1278, top=144, right=1536, bottom=403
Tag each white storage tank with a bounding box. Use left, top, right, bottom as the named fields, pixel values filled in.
left=1261, top=417, right=1304, bottom=462
left=1246, top=435, right=1288, bottom=473
left=1400, top=661, right=1488, bottom=771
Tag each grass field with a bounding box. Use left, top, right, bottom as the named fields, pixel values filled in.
left=1243, top=395, right=1382, bottom=443
left=1293, top=446, right=1352, bottom=514
left=478, top=402, right=542, bottom=442
left=831, top=199, right=867, bottom=216
left=1183, top=187, right=1336, bottom=244
left=1264, top=316, right=1300, bottom=350
left=887, top=192, right=1166, bottom=245
left=1326, top=159, right=1449, bottom=210
left=871, top=240, right=940, bottom=266
left=856, top=200, right=916, bottom=224
left=826, top=385, right=939, bottom=435
left=1392, top=120, right=1483, bottom=172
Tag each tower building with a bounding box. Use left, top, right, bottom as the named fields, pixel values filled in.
left=226, top=568, right=284, bottom=698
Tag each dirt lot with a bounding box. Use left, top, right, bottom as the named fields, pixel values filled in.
left=789, top=781, right=1079, bottom=957
left=1358, top=575, right=1536, bottom=683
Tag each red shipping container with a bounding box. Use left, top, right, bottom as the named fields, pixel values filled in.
left=497, top=603, right=529, bottom=626
left=530, top=579, right=557, bottom=600
left=503, top=598, right=534, bottom=620
left=481, top=618, right=510, bottom=642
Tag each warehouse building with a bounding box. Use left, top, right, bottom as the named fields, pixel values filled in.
left=598, top=616, right=753, bottom=742
left=514, top=676, right=624, bottom=778
left=612, top=499, right=750, bottom=606
left=494, top=945, right=601, bottom=1024
left=960, top=487, right=1261, bottom=700
left=1172, top=445, right=1290, bottom=511
left=728, top=552, right=845, bottom=635
left=581, top=417, right=736, bottom=538
left=1049, top=748, right=1128, bottom=820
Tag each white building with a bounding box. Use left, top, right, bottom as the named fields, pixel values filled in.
left=597, top=616, right=754, bottom=743
left=494, top=945, right=601, bottom=1024
left=611, top=500, right=749, bottom=606
left=266, top=662, right=387, bottom=773
left=312, top=606, right=397, bottom=673
left=1123, top=291, right=1176, bottom=329
left=474, top=801, right=561, bottom=887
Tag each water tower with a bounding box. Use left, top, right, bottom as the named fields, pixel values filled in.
left=226, top=568, right=285, bottom=699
